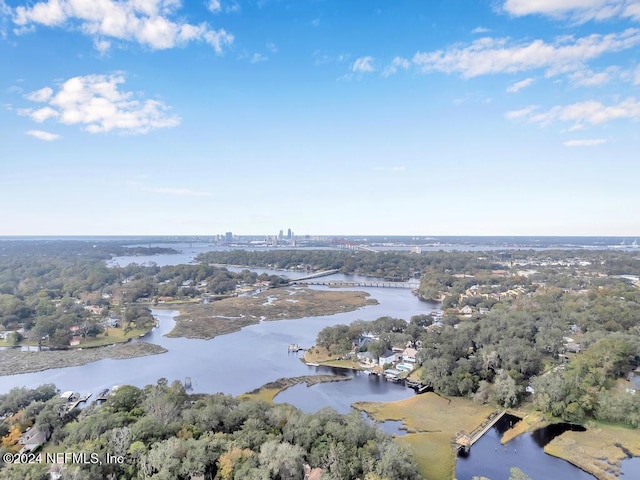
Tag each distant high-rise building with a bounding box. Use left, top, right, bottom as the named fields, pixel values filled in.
left=225, top=232, right=233, bottom=243
left=279, top=230, right=284, bottom=240
left=287, top=228, right=292, bottom=239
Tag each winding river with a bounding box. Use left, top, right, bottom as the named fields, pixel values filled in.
left=1, top=244, right=633, bottom=478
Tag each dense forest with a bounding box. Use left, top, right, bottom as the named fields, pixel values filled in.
left=0, top=243, right=287, bottom=348
left=0, top=381, right=420, bottom=480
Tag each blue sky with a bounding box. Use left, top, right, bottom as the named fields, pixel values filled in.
left=1, top=0, right=639, bottom=236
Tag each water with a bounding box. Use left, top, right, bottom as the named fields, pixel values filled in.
left=456, top=416, right=594, bottom=480
left=274, top=366, right=414, bottom=414
left=622, top=456, right=640, bottom=477
left=0, top=285, right=434, bottom=401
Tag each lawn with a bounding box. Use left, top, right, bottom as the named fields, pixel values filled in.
left=74, top=326, right=152, bottom=347
left=354, top=393, right=495, bottom=480
left=303, top=346, right=362, bottom=369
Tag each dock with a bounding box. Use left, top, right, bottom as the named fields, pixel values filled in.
left=455, top=410, right=508, bottom=453
left=95, top=389, right=110, bottom=402
left=66, top=393, right=92, bottom=411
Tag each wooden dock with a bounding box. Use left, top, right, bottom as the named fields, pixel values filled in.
left=455, top=410, right=508, bottom=453
left=66, top=393, right=92, bottom=411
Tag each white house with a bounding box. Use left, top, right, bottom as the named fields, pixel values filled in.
left=379, top=350, right=397, bottom=367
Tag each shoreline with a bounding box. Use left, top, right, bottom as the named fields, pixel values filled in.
left=239, top=374, right=352, bottom=403
left=0, top=342, right=167, bottom=376
left=159, top=287, right=378, bottom=340
left=500, top=411, right=640, bottom=480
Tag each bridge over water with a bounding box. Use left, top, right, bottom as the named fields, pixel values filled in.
left=291, top=280, right=419, bottom=289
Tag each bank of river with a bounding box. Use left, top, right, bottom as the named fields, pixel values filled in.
left=0, top=342, right=167, bottom=376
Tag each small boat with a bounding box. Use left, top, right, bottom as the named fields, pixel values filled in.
left=305, top=362, right=319, bottom=367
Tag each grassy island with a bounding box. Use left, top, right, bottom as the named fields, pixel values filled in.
left=240, top=374, right=352, bottom=403
left=162, top=286, right=378, bottom=339
left=0, top=342, right=167, bottom=376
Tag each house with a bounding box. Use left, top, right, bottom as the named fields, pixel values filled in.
left=357, top=351, right=377, bottom=366
left=379, top=350, right=398, bottom=367
left=19, top=426, right=49, bottom=453
left=564, top=343, right=582, bottom=354
left=460, top=305, right=473, bottom=316
left=402, top=347, right=418, bottom=363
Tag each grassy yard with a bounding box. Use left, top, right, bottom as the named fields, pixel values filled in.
left=303, top=346, right=362, bottom=370
left=354, top=393, right=495, bottom=480
left=73, top=326, right=152, bottom=347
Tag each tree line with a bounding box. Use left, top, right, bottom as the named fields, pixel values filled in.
left=0, top=380, right=420, bottom=480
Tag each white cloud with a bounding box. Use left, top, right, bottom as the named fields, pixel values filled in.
left=507, top=77, right=535, bottom=92
left=502, top=0, right=640, bottom=23
left=266, top=41, right=277, bottom=53
left=25, top=86, right=53, bottom=102
left=352, top=56, right=375, bottom=73
left=509, top=97, right=640, bottom=128
left=313, top=50, right=350, bottom=66
left=94, top=38, right=112, bottom=54
left=19, top=73, right=180, bottom=134
left=472, top=26, right=491, bottom=34
left=563, top=138, right=607, bottom=146
left=568, top=67, right=617, bottom=86
left=412, top=29, right=640, bottom=78
left=25, top=129, right=60, bottom=141
left=505, top=105, right=539, bottom=119
left=11, top=0, right=233, bottom=52
left=207, top=0, right=221, bottom=13
left=382, top=56, right=410, bottom=77
left=250, top=52, right=267, bottom=63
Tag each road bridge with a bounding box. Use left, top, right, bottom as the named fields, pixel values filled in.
left=291, top=280, right=419, bottom=289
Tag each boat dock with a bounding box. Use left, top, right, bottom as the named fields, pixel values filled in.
left=65, top=393, right=92, bottom=411
left=455, top=410, right=508, bottom=453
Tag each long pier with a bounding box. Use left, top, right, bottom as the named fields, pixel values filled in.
left=456, top=410, right=508, bottom=453
left=292, top=280, right=419, bottom=289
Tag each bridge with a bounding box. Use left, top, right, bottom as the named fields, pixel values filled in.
left=289, top=269, right=340, bottom=282
left=291, top=280, right=419, bottom=289
left=455, top=410, right=509, bottom=453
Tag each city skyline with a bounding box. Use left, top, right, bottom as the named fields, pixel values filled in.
left=1, top=0, right=640, bottom=236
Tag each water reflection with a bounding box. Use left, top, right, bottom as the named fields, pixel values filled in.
left=274, top=366, right=414, bottom=414
left=456, top=416, right=594, bottom=480
left=530, top=423, right=586, bottom=449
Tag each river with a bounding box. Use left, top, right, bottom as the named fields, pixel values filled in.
left=1, top=245, right=631, bottom=479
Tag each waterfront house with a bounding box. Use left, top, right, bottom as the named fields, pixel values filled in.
left=19, top=426, right=49, bottom=453
left=357, top=351, right=377, bottom=366
left=379, top=350, right=398, bottom=367
left=401, top=347, right=417, bottom=363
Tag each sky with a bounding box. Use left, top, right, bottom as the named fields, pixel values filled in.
left=1, top=0, right=639, bottom=237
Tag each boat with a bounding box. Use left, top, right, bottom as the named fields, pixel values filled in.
left=305, top=362, right=319, bottom=367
